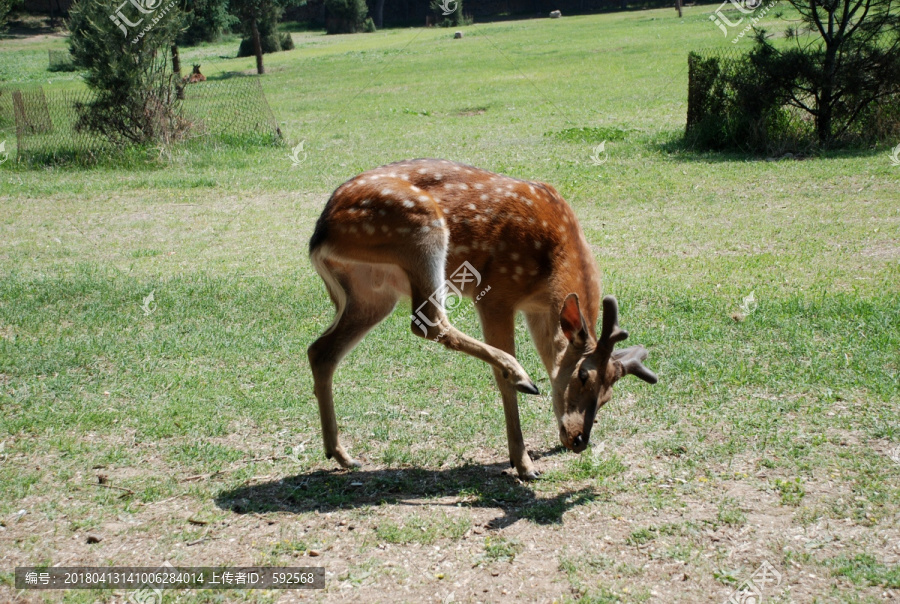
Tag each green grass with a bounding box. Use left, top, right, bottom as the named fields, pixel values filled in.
left=1, top=5, right=898, bottom=603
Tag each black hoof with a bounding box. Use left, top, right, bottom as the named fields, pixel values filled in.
left=515, top=381, right=540, bottom=395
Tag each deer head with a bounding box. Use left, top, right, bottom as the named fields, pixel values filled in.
left=554, top=294, right=657, bottom=453
left=192, top=64, right=202, bottom=74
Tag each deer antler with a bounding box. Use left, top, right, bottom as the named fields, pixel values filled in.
left=597, top=296, right=657, bottom=384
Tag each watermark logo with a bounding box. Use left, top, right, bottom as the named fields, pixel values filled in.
left=724, top=560, right=782, bottom=604
left=740, top=291, right=757, bottom=315
left=110, top=0, right=178, bottom=45
left=287, top=141, right=307, bottom=167
left=141, top=290, right=157, bottom=316
left=411, top=261, right=490, bottom=341
left=710, top=0, right=778, bottom=43
left=438, top=0, right=459, bottom=15
left=128, top=585, right=163, bottom=604
left=590, top=141, right=608, bottom=166
left=0, top=140, right=8, bottom=164
left=889, top=446, right=900, bottom=464
left=889, top=143, right=900, bottom=166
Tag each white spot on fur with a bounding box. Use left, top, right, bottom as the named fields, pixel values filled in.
left=403, top=200, right=416, bottom=208
left=515, top=266, right=524, bottom=275
left=499, top=267, right=508, bottom=273
left=534, top=241, right=542, bottom=249
left=397, top=227, right=411, bottom=234
left=511, top=253, right=520, bottom=260
left=363, top=224, right=376, bottom=235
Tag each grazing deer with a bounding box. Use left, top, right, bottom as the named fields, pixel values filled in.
left=185, top=64, right=206, bottom=84
left=308, top=159, right=657, bottom=479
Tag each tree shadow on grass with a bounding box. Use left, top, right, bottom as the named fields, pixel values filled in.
left=216, top=447, right=597, bottom=528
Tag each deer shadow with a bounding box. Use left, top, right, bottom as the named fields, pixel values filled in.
left=215, top=446, right=594, bottom=528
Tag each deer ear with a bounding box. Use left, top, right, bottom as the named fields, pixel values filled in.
left=559, top=293, right=588, bottom=349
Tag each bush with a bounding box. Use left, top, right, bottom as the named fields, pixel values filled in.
left=237, top=31, right=293, bottom=56
left=686, top=0, right=900, bottom=153
left=324, top=0, right=369, bottom=34
left=685, top=48, right=810, bottom=154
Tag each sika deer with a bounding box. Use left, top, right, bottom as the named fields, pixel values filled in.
left=308, top=159, right=657, bottom=479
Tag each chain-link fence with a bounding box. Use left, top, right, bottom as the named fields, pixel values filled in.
left=8, top=77, right=280, bottom=165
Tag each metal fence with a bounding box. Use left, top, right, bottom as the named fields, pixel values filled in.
left=6, top=77, right=280, bottom=164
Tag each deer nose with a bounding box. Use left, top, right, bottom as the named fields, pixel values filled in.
left=572, top=432, right=585, bottom=451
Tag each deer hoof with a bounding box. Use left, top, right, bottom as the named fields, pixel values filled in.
left=518, top=469, right=540, bottom=481
left=515, top=381, right=540, bottom=396
left=328, top=446, right=362, bottom=469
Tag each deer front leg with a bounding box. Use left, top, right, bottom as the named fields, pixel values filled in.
left=409, top=284, right=538, bottom=395
left=479, top=307, right=539, bottom=480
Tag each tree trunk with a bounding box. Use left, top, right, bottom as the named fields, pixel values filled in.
left=675, top=0, right=682, bottom=17
left=818, top=41, right=838, bottom=145
left=251, top=16, right=265, bottom=75
left=172, top=45, right=185, bottom=99
left=171, top=44, right=181, bottom=77
left=375, top=0, right=385, bottom=28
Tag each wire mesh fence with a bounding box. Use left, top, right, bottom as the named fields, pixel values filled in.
left=7, top=77, right=280, bottom=165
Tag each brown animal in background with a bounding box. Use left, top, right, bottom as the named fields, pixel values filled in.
left=307, top=159, right=657, bottom=480
left=186, top=64, right=206, bottom=84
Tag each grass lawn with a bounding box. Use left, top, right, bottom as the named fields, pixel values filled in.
left=1, top=5, right=899, bottom=602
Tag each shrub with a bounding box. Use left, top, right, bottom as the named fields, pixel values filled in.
left=686, top=0, right=900, bottom=153
left=237, top=31, right=293, bottom=56
left=324, top=0, right=369, bottom=34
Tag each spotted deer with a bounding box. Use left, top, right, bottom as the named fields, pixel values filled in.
left=185, top=64, right=206, bottom=84
left=308, top=159, right=657, bottom=479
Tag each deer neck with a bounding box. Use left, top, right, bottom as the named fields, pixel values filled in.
left=547, top=229, right=602, bottom=380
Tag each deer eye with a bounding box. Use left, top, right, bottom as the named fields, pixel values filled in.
left=578, top=366, right=589, bottom=384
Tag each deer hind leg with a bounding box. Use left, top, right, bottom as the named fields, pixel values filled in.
left=405, top=240, right=538, bottom=396
left=308, top=250, right=400, bottom=468
left=478, top=306, right=539, bottom=480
